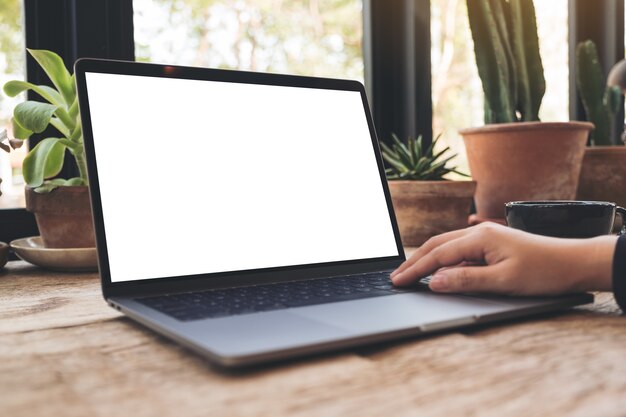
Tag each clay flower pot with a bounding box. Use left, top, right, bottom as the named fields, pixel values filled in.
left=25, top=186, right=95, bottom=248
left=388, top=180, right=477, bottom=246
left=460, top=122, right=592, bottom=221
left=577, top=146, right=626, bottom=207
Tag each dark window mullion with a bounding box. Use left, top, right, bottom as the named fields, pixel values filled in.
left=363, top=0, right=432, bottom=148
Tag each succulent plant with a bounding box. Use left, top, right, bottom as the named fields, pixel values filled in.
left=576, top=40, right=622, bottom=146
left=467, top=0, right=545, bottom=124
left=3, top=49, right=86, bottom=193
left=381, top=134, right=468, bottom=181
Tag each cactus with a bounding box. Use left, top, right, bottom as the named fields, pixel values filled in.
left=576, top=40, right=622, bottom=146
left=467, top=0, right=546, bottom=124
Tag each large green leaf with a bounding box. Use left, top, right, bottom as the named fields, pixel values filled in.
left=3, top=80, right=63, bottom=106
left=11, top=117, right=33, bottom=139
left=22, top=137, right=66, bottom=187
left=68, top=97, right=79, bottom=120
left=14, top=101, right=58, bottom=133
left=27, top=49, right=74, bottom=104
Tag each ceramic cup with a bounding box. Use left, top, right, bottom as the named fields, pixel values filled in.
left=505, top=200, right=626, bottom=238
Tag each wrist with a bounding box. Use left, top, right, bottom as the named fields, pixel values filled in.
left=569, top=236, right=617, bottom=292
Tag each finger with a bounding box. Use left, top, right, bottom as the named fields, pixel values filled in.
left=429, top=265, right=506, bottom=294
left=391, top=228, right=474, bottom=278
left=436, top=260, right=485, bottom=273
left=391, top=233, right=486, bottom=286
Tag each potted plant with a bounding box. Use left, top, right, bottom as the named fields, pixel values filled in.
left=382, top=134, right=476, bottom=246
left=575, top=40, right=626, bottom=209
left=459, top=0, right=592, bottom=222
left=3, top=49, right=94, bottom=248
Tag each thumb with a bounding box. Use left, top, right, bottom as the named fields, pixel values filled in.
left=429, top=266, right=502, bottom=293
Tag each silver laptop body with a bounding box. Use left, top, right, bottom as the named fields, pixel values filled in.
left=75, top=59, right=592, bottom=368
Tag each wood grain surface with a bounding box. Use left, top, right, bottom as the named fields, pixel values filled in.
left=2, top=260, right=626, bottom=417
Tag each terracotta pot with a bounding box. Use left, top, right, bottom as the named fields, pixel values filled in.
left=388, top=180, right=477, bottom=246
left=577, top=146, right=626, bottom=207
left=460, top=122, right=592, bottom=220
left=25, top=186, right=95, bottom=248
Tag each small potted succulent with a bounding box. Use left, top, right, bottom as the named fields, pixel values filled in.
left=575, top=40, right=626, bottom=208
left=459, top=0, right=592, bottom=222
left=382, top=134, right=476, bottom=246
left=3, top=49, right=94, bottom=248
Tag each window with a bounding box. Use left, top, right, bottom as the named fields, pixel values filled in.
left=133, top=0, right=364, bottom=81
left=0, top=0, right=26, bottom=208
left=431, top=0, right=570, bottom=176
left=7, top=0, right=622, bottom=242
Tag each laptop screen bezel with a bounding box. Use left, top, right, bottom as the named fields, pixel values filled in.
left=74, top=58, right=405, bottom=299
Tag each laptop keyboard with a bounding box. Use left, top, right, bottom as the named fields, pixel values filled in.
left=137, top=271, right=423, bottom=321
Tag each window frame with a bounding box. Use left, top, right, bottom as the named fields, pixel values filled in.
left=5, top=0, right=625, bottom=242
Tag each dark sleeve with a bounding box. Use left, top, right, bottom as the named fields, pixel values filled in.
left=612, top=234, right=626, bottom=311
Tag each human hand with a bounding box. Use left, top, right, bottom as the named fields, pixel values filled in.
left=390, top=222, right=616, bottom=296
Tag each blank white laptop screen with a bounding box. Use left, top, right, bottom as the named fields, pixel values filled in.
left=84, top=72, right=399, bottom=283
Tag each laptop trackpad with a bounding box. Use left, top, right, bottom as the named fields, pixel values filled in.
left=290, top=293, right=510, bottom=334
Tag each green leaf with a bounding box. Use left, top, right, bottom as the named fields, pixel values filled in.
left=391, top=134, right=414, bottom=165
left=69, top=97, right=79, bottom=120
left=379, top=141, right=397, bottom=159
left=450, top=169, right=471, bottom=178
left=3, top=80, right=64, bottom=106
left=22, top=137, right=66, bottom=187
left=423, top=137, right=437, bottom=158
left=420, top=155, right=457, bottom=177
left=34, top=182, right=60, bottom=193
left=431, top=146, right=452, bottom=162
left=14, top=101, right=58, bottom=133
left=70, top=73, right=76, bottom=97
left=49, top=117, right=70, bottom=137
left=391, top=146, right=413, bottom=168
left=413, top=136, right=422, bottom=160
left=66, top=177, right=85, bottom=186
left=27, top=49, right=74, bottom=104
left=11, top=117, right=33, bottom=139
left=33, top=177, right=85, bottom=193
left=414, top=156, right=430, bottom=174
left=54, top=107, right=75, bottom=131
left=382, top=153, right=408, bottom=173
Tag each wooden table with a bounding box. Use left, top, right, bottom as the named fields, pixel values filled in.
left=3, top=260, right=626, bottom=417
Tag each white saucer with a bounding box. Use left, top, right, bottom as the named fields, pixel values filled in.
left=10, top=236, right=98, bottom=272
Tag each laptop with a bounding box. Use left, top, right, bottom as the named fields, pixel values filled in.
left=74, top=59, right=592, bottom=368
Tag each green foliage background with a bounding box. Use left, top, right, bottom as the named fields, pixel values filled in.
left=135, top=0, right=363, bottom=80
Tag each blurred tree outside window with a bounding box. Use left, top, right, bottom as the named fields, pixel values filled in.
left=134, top=0, right=364, bottom=81
left=431, top=0, right=569, bottom=177
left=0, top=0, right=27, bottom=208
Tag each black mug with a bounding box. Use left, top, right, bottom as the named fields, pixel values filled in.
left=505, top=201, right=626, bottom=238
